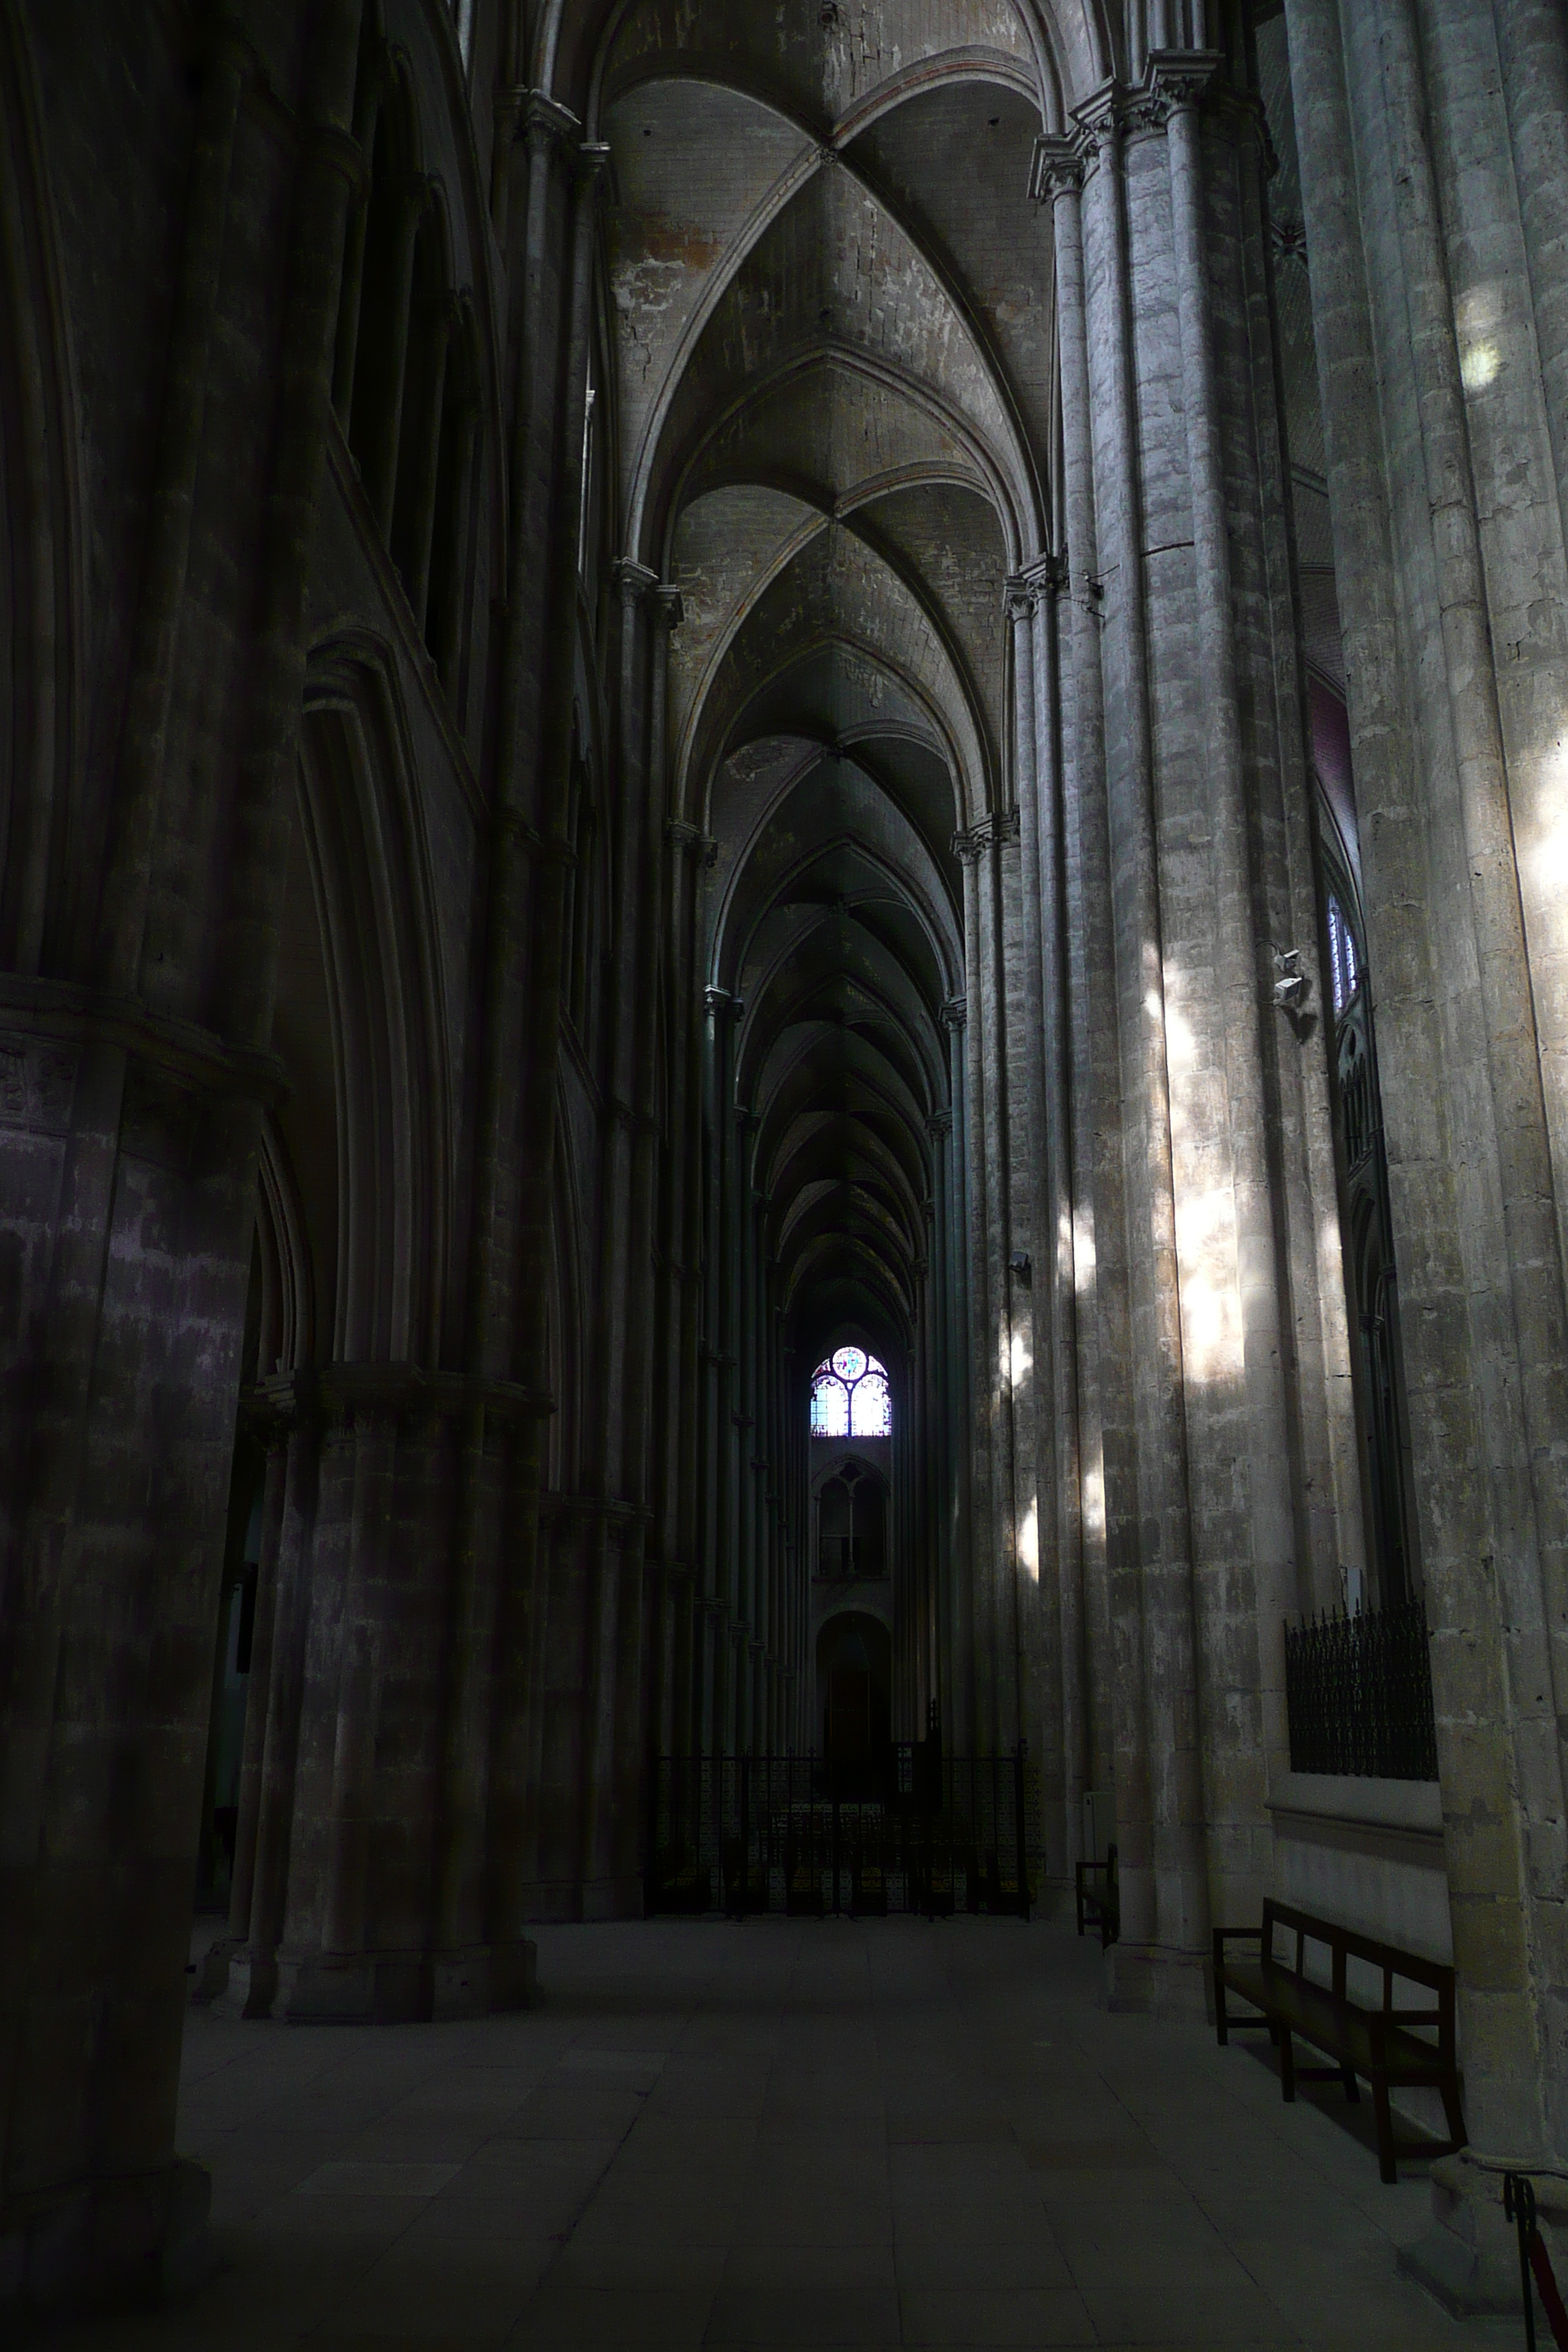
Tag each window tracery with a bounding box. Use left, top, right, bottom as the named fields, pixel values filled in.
left=810, top=1346, right=892, bottom=1438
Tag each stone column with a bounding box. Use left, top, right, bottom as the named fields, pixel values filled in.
left=1034, top=134, right=1121, bottom=1804
left=1028, top=558, right=1088, bottom=1876
left=1076, top=80, right=1207, bottom=1999
left=489, top=118, right=608, bottom=1944
left=0, top=0, right=365, bottom=2309
left=1283, top=0, right=1568, bottom=2300
left=941, top=997, right=973, bottom=1749
left=925, top=1112, right=954, bottom=1735
left=1158, top=48, right=1298, bottom=1878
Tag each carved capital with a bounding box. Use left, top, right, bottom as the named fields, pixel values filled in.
left=1019, top=551, right=1068, bottom=597
left=1144, top=49, right=1222, bottom=117
left=1071, top=83, right=1123, bottom=163
left=613, top=557, right=660, bottom=606
left=576, top=138, right=615, bottom=198
left=704, top=986, right=743, bottom=1022
left=953, top=810, right=1021, bottom=862
left=520, top=90, right=579, bottom=161
left=655, top=583, right=685, bottom=630
left=926, top=1109, right=954, bottom=1139
left=941, top=995, right=968, bottom=1032
left=1003, top=576, right=1038, bottom=626
left=1030, top=133, right=1083, bottom=204
left=667, top=817, right=715, bottom=861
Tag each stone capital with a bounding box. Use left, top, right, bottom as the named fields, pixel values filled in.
left=704, top=985, right=743, bottom=1022
left=1030, top=133, right=1083, bottom=204
left=926, top=1109, right=954, bottom=1139
left=1019, top=551, right=1067, bottom=598
left=1070, top=82, right=1123, bottom=163
left=576, top=139, right=615, bottom=199
left=667, top=817, right=714, bottom=861
left=655, top=584, right=685, bottom=630
left=613, top=557, right=660, bottom=606
left=953, top=809, right=1021, bottom=862
left=1142, top=48, right=1222, bottom=119
left=519, top=90, right=580, bottom=161
left=941, top=995, right=968, bottom=1033
left=1003, top=577, right=1038, bottom=626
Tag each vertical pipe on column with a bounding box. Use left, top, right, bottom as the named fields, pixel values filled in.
left=1030, top=565, right=1088, bottom=1869
left=1007, top=575, right=1060, bottom=1854
left=942, top=1003, right=972, bottom=1749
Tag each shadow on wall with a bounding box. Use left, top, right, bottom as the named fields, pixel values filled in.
left=818, top=1612, right=891, bottom=1760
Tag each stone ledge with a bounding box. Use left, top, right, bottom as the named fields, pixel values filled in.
left=1268, top=1770, right=1443, bottom=1834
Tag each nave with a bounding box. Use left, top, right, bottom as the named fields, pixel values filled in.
left=52, top=1919, right=1512, bottom=2352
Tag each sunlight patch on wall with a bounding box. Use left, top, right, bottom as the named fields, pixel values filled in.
left=1073, top=1207, right=1096, bottom=1297
left=1018, top=1501, right=1039, bottom=1582
left=1455, top=282, right=1503, bottom=393
left=1526, top=734, right=1568, bottom=901
left=1164, top=965, right=1243, bottom=1390
left=1174, top=1181, right=1243, bottom=1387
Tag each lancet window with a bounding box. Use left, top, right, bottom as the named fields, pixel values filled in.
left=1326, top=893, right=1360, bottom=1017
left=810, top=1347, right=892, bottom=1439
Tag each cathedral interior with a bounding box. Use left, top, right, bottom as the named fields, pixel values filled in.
left=2, top=0, right=1568, bottom=2340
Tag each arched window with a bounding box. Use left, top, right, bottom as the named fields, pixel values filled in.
left=810, top=1346, right=892, bottom=1438
left=1326, top=892, right=1360, bottom=1017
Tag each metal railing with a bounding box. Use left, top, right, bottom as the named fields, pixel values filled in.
left=646, top=1746, right=1032, bottom=1919
left=1284, top=1596, right=1438, bottom=1780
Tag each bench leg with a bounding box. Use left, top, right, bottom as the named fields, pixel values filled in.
left=1439, top=2076, right=1466, bottom=2153
left=1278, top=2028, right=1295, bottom=2103
left=1215, top=1978, right=1229, bottom=2048
left=1372, top=2081, right=1397, bottom=2184
left=1341, top=2063, right=1360, bottom=2105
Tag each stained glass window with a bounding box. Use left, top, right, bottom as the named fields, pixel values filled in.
left=851, top=1371, right=890, bottom=1438
left=810, top=1349, right=892, bottom=1436
left=1327, top=894, right=1360, bottom=1019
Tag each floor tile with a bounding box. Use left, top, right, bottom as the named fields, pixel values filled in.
left=53, top=1917, right=1519, bottom=2352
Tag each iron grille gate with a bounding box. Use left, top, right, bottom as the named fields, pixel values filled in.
left=1284, top=1597, right=1439, bottom=1779
left=646, top=1749, right=1032, bottom=1919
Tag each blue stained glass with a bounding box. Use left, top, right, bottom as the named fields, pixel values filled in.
left=810, top=1376, right=849, bottom=1436
left=811, top=1349, right=891, bottom=1436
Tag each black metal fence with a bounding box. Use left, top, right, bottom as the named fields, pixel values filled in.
left=1284, top=1597, right=1439, bottom=1780
left=646, top=1746, right=1032, bottom=1919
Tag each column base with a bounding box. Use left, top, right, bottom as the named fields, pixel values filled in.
left=1397, top=2150, right=1568, bottom=2317
left=1104, top=1940, right=1211, bottom=2020
left=0, top=2157, right=216, bottom=2317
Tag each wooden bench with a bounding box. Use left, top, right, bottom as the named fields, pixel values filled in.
left=1075, top=1843, right=1119, bottom=1948
left=1214, top=1899, right=1466, bottom=2183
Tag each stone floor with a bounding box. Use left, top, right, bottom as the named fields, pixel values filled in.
left=51, top=1918, right=1517, bottom=2351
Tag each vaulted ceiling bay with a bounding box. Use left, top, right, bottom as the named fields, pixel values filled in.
left=596, top=3, right=1047, bottom=1595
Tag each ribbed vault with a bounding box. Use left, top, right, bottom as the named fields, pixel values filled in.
left=598, top=0, right=1048, bottom=1458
